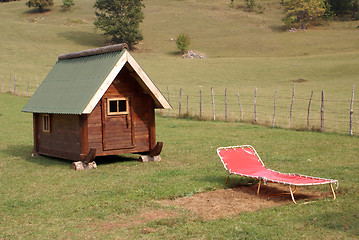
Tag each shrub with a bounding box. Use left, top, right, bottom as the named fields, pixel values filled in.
left=62, top=0, right=74, bottom=10
left=176, top=33, right=191, bottom=53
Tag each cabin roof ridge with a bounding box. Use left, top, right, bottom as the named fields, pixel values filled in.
left=58, top=43, right=129, bottom=61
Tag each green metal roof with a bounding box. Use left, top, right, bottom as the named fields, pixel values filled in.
left=22, top=50, right=126, bottom=114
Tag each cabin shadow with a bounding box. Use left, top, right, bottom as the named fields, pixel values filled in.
left=3, top=144, right=70, bottom=167
left=94, top=154, right=140, bottom=165
left=3, top=144, right=140, bottom=167
left=58, top=31, right=105, bottom=48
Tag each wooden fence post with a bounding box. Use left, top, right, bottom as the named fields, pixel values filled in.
left=187, top=94, right=189, bottom=114
left=225, top=88, right=228, bottom=121
left=238, top=92, right=243, bottom=120
left=36, top=75, right=39, bottom=88
left=290, top=83, right=295, bottom=128
left=18, top=77, right=21, bottom=96
left=211, top=87, right=215, bottom=121
left=199, top=89, right=202, bottom=118
left=13, top=75, right=17, bottom=94
left=350, top=84, right=355, bottom=135
left=272, top=87, right=278, bottom=128
left=320, top=91, right=324, bottom=132
left=254, top=88, right=257, bottom=123
left=9, top=73, right=11, bottom=92
left=307, top=90, right=313, bottom=129
left=179, top=88, right=182, bottom=115
left=167, top=86, right=170, bottom=117
left=26, top=79, right=30, bottom=97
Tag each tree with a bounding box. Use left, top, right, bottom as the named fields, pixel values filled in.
left=282, top=0, right=326, bottom=29
left=326, top=0, right=358, bottom=17
left=93, top=0, right=144, bottom=49
left=62, top=0, right=74, bottom=10
left=175, top=33, right=191, bottom=53
left=25, top=0, right=54, bottom=12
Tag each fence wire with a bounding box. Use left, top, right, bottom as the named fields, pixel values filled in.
left=160, top=86, right=358, bottom=136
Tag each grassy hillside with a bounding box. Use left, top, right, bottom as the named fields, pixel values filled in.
left=1, top=0, right=358, bottom=133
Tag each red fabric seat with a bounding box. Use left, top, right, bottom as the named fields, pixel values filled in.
left=217, top=145, right=338, bottom=203
left=218, top=146, right=336, bottom=186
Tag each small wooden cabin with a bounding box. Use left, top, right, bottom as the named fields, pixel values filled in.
left=22, top=44, right=171, bottom=161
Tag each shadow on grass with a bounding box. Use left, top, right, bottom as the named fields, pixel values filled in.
left=198, top=174, right=332, bottom=202
left=23, top=8, right=52, bottom=15
left=95, top=154, right=140, bottom=166
left=3, top=144, right=139, bottom=168
left=199, top=173, right=259, bottom=187
left=270, top=24, right=287, bottom=32
left=58, top=31, right=105, bottom=48
left=3, top=144, right=70, bottom=167
left=167, top=51, right=182, bottom=57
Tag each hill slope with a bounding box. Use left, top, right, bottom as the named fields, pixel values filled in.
left=0, top=0, right=358, bottom=132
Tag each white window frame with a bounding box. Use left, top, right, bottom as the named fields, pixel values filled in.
left=107, top=98, right=129, bottom=115
left=42, top=114, right=50, bottom=133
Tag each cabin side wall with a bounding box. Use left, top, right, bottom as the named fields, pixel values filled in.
left=34, top=113, right=83, bottom=160
left=86, top=66, right=156, bottom=156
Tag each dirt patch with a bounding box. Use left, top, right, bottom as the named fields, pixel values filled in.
left=293, top=78, right=308, bottom=83
left=161, top=184, right=330, bottom=220
left=88, top=209, right=178, bottom=232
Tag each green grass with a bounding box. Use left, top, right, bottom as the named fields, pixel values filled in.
left=1, top=93, right=359, bottom=239
left=1, top=0, right=359, bottom=238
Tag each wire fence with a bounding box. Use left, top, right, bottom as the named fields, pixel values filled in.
left=2, top=73, right=357, bottom=136
left=158, top=84, right=358, bottom=136
left=1, top=73, right=39, bottom=97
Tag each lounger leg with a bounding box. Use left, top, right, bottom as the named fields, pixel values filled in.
left=289, top=186, right=297, bottom=204
left=330, top=183, right=337, bottom=200
left=225, top=174, right=230, bottom=184
left=257, top=180, right=262, bottom=196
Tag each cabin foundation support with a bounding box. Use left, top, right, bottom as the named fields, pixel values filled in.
left=71, top=161, right=97, bottom=170
left=140, top=155, right=161, bottom=162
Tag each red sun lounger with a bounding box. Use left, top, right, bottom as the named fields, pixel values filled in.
left=217, top=145, right=338, bottom=204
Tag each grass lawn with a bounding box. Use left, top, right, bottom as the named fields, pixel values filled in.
left=0, top=93, right=358, bottom=239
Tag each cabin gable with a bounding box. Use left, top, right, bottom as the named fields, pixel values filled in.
left=86, top=64, right=155, bottom=157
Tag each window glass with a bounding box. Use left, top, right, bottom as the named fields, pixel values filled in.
left=43, top=114, right=50, bottom=132
left=109, top=100, right=118, bottom=113
left=118, top=100, right=127, bottom=112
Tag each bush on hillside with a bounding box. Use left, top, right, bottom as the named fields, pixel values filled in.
left=62, top=0, right=74, bottom=10
left=176, top=34, right=191, bottom=53
left=25, top=0, right=54, bottom=12
left=282, top=0, right=326, bottom=29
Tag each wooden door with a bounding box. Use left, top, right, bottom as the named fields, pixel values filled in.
left=102, top=97, right=135, bottom=150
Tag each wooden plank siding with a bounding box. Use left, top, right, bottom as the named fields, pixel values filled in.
left=86, top=65, right=156, bottom=157
left=35, top=113, right=83, bottom=160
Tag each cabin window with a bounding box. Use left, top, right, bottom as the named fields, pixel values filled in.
left=107, top=98, right=129, bottom=115
left=42, top=114, right=50, bottom=133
